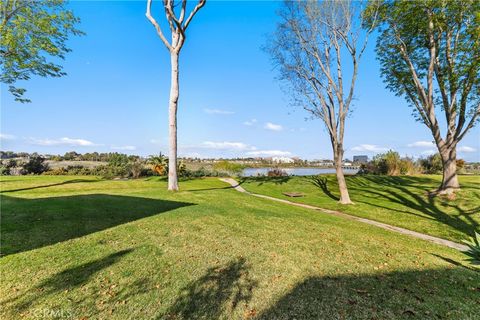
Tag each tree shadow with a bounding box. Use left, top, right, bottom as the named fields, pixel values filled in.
left=309, top=176, right=339, bottom=201
left=186, top=186, right=234, bottom=192
left=9, top=249, right=134, bottom=313
left=0, top=178, right=101, bottom=193
left=239, top=176, right=291, bottom=186
left=1, top=194, right=194, bottom=256
left=346, top=175, right=480, bottom=239
left=430, top=254, right=479, bottom=272
left=162, top=257, right=258, bottom=319
left=258, top=267, right=479, bottom=319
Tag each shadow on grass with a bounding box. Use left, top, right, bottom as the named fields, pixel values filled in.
left=257, top=267, right=479, bottom=319
left=0, top=178, right=101, bottom=193
left=162, top=257, right=258, bottom=319
left=309, top=176, right=339, bottom=201
left=239, top=176, right=291, bottom=186
left=10, top=249, right=134, bottom=313
left=1, top=194, right=194, bottom=256
left=347, top=175, right=480, bottom=238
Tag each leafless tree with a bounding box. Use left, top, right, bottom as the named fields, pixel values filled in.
left=268, top=0, right=377, bottom=204
left=146, top=0, right=206, bottom=191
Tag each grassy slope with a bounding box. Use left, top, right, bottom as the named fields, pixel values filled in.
left=240, top=175, right=480, bottom=243
left=0, top=176, right=478, bottom=320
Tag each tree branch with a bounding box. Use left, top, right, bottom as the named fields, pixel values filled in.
left=146, top=0, right=172, bottom=51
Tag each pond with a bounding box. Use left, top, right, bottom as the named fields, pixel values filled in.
left=241, top=167, right=359, bottom=177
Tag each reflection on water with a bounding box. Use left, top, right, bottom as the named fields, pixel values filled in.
left=241, top=167, right=358, bottom=177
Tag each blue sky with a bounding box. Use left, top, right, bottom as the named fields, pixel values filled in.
left=1, top=1, right=479, bottom=161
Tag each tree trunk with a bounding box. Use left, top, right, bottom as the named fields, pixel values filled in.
left=438, top=145, right=459, bottom=194
left=168, top=52, right=179, bottom=191
left=334, top=148, right=352, bottom=204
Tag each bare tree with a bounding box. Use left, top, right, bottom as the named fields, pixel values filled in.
left=146, top=0, right=206, bottom=191
left=269, top=0, right=377, bottom=204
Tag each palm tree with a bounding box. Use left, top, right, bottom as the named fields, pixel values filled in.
left=148, top=153, right=168, bottom=176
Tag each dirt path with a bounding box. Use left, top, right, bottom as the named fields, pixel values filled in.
left=220, top=178, right=468, bottom=251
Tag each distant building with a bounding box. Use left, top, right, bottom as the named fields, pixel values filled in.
left=272, top=156, right=295, bottom=164
left=353, top=155, right=368, bottom=164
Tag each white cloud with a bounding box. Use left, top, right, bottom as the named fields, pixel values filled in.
left=458, top=146, right=476, bottom=153
left=290, top=127, right=307, bottom=132
left=111, top=145, right=136, bottom=151
left=243, top=119, right=257, bottom=126
left=246, top=150, right=292, bottom=157
left=28, top=137, right=98, bottom=147
left=200, top=141, right=255, bottom=151
left=421, top=149, right=436, bottom=156
left=204, top=108, right=234, bottom=115
left=351, top=144, right=389, bottom=152
left=264, top=122, right=283, bottom=131
left=0, top=133, right=15, bottom=140
left=408, top=140, right=435, bottom=148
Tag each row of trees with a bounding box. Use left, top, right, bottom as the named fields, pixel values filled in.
left=269, top=0, right=479, bottom=203
left=1, top=0, right=478, bottom=200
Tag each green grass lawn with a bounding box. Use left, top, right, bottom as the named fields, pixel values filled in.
left=1, top=175, right=479, bottom=319
left=239, top=174, right=480, bottom=243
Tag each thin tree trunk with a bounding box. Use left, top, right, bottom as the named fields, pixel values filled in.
left=334, top=147, right=352, bottom=204
left=438, top=146, right=459, bottom=194
left=168, top=51, right=179, bottom=191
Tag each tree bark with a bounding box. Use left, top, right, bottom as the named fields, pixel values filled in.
left=168, top=51, right=179, bottom=191
left=438, top=145, right=459, bottom=194
left=333, top=146, right=352, bottom=204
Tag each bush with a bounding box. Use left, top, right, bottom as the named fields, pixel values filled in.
left=0, top=166, right=10, bottom=175
left=267, top=169, right=288, bottom=177
left=418, top=153, right=443, bottom=174
left=130, top=160, right=145, bottom=179
left=399, top=157, right=417, bottom=175
left=359, top=151, right=419, bottom=176
left=23, top=155, right=49, bottom=174
left=456, top=159, right=465, bottom=171
left=213, top=160, right=245, bottom=175
left=43, top=168, right=68, bottom=175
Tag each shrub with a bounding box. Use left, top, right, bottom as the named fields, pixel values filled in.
left=463, top=231, right=480, bottom=266
left=105, top=153, right=131, bottom=178
left=418, top=153, right=443, bottom=174
left=0, top=166, right=10, bottom=175
left=399, top=157, right=417, bottom=175
left=43, top=168, right=68, bottom=175
left=213, top=160, right=245, bottom=175
left=456, top=159, right=465, bottom=171
left=359, top=151, right=419, bottom=176
left=267, top=169, right=288, bottom=177
left=23, top=155, right=49, bottom=174
left=130, top=160, right=144, bottom=179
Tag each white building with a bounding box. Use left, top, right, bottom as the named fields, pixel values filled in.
left=272, top=156, right=295, bottom=164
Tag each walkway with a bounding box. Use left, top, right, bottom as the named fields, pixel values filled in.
left=219, top=178, right=468, bottom=251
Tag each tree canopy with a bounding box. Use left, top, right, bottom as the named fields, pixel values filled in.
left=0, top=0, right=82, bottom=102
left=367, top=0, right=480, bottom=143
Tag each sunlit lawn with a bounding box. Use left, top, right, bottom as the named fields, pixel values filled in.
left=0, top=176, right=479, bottom=319
left=240, top=174, right=480, bottom=243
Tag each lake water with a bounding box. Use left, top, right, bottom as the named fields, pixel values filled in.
left=241, top=167, right=359, bottom=177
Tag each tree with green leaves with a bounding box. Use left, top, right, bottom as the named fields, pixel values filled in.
left=366, top=0, right=480, bottom=194
left=0, top=0, right=82, bottom=103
